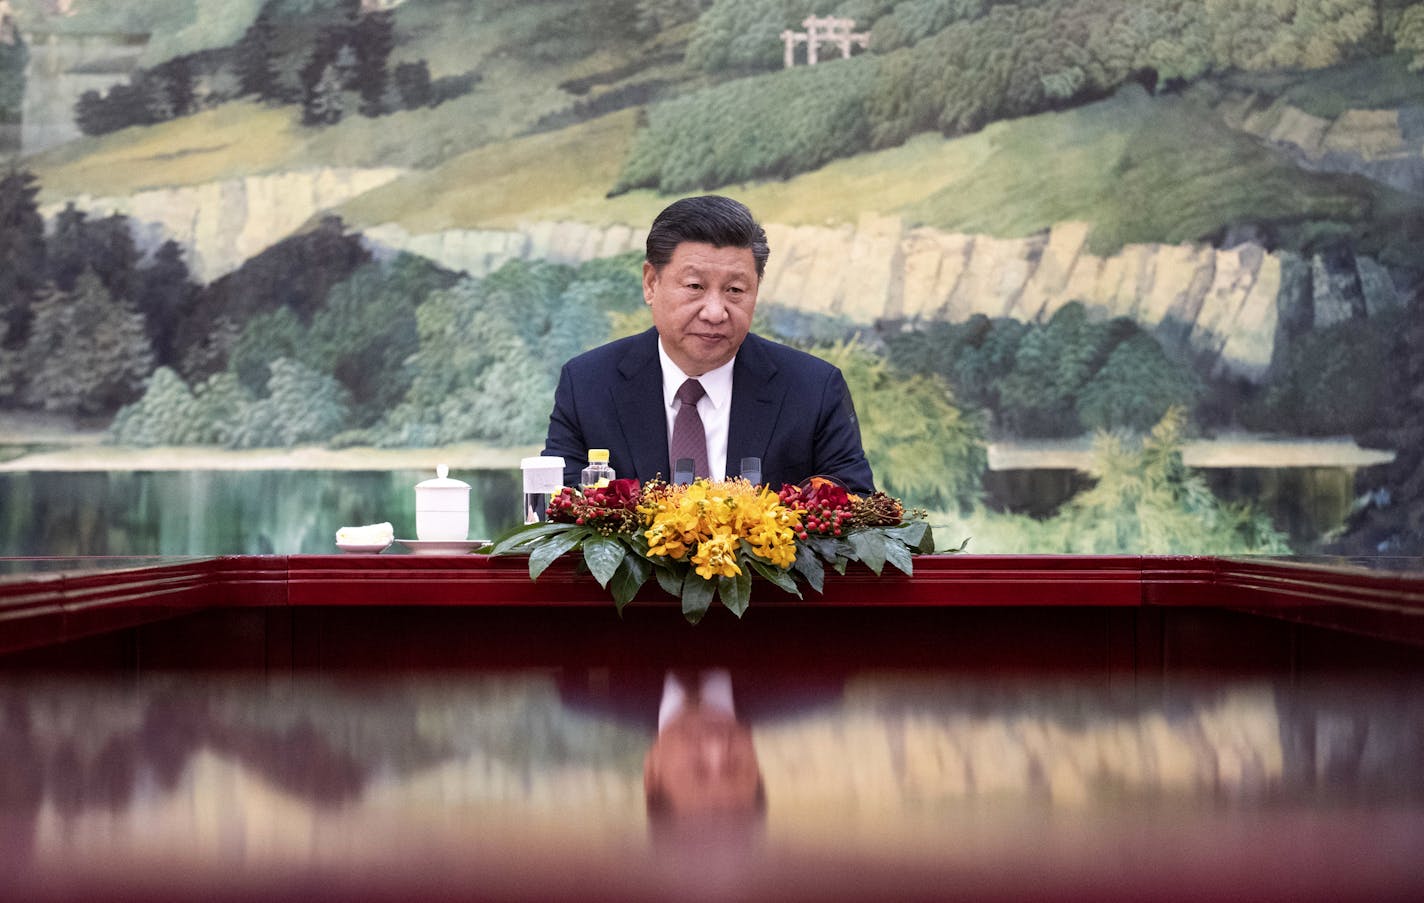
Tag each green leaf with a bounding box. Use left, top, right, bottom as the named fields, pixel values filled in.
left=747, top=556, right=801, bottom=598
left=885, top=521, right=928, bottom=551
left=528, top=527, right=589, bottom=579
left=805, top=535, right=841, bottom=564
left=581, top=533, right=627, bottom=588
left=609, top=553, right=651, bottom=614
left=919, top=524, right=937, bottom=554
left=832, top=555, right=849, bottom=575
left=847, top=530, right=889, bottom=575
left=489, top=521, right=578, bottom=556
left=718, top=569, right=753, bottom=618
left=883, top=538, right=914, bottom=576
left=792, top=542, right=825, bottom=594
left=654, top=564, right=684, bottom=598
left=681, top=570, right=715, bottom=625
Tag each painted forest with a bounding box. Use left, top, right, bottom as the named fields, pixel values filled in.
left=2, top=0, right=1423, bottom=556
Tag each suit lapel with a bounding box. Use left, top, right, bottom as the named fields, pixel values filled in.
left=613, top=329, right=671, bottom=481
left=728, top=334, right=785, bottom=474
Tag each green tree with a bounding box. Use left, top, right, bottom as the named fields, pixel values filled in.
left=616, top=55, right=878, bottom=193
left=869, top=0, right=986, bottom=52
left=156, top=55, right=197, bottom=118
left=134, top=240, right=198, bottom=368
left=815, top=340, right=987, bottom=511
left=929, top=408, right=1291, bottom=553
left=236, top=4, right=283, bottom=101
left=306, top=258, right=430, bottom=423
left=1204, top=0, right=1377, bottom=71
left=685, top=0, right=815, bottom=73
left=351, top=10, right=395, bottom=116
left=998, top=303, right=1128, bottom=437
left=394, top=60, right=433, bottom=109
left=0, top=169, right=47, bottom=350
left=0, top=25, right=26, bottom=129
left=304, top=62, right=346, bottom=125
left=636, top=0, right=713, bottom=35
left=46, top=204, right=89, bottom=291
left=20, top=272, right=155, bottom=415
left=1246, top=315, right=1391, bottom=435
left=382, top=276, right=543, bottom=446
left=109, top=366, right=200, bottom=446
left=229, top=306, right=306, bottom=394
left=1396, top=3, right=1424, bottom=69
left=1075, top=333, right=1202, bottom=432
left=189, top=371, right=252, bottom=446
left=1056, top=408, right=1289, bottom=553
left=885, top=315, right=1028, bottom=415
left=229, top=358, right=352, bottom=448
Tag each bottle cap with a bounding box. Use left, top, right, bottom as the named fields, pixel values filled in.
left=588, top=449, right=610, bottom=463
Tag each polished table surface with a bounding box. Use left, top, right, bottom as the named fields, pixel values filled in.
left=3, top=553, right=1424, bottom=659
left=3, top=554, right=1423, bottom=901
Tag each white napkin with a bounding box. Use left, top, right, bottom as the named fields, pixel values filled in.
left=335, top=522, right=394, bottom=545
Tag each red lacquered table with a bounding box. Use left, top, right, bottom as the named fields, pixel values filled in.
left=3, top=554, right=1421, bottom=674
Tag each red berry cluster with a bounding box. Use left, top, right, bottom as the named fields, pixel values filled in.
left=777, top=480, right=853, bottom=538
left=547, top=479, right=642, bottom=533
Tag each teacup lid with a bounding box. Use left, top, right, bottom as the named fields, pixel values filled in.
left=416, top=464, right=469, bottom=490
left=521, top=456, right=565, bottom=469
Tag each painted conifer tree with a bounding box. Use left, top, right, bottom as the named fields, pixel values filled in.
left=236, top=4, right=283, bottom=101
left=0, top=170, right=46, bottom=349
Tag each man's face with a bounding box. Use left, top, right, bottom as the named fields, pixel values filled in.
left=644, top=242, right=759, bottom=376
left=644, top=709, right=761, bottom=815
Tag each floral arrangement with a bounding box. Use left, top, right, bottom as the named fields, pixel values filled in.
left=490, top=476, right=940, bottom=623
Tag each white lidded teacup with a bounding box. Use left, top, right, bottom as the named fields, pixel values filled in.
left=415, top=464, right=470, bottom=541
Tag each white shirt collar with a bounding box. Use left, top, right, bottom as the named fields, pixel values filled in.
left=658, top=668, right=737, bottom=733
left=657, top=339, right=735, bottom=413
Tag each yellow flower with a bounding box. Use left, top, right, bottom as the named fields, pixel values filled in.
left=693, top=532, right=741, bottom=580
left=642, top=478, right=802, bottom=575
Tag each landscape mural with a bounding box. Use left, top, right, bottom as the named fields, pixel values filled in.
left=1, top=0, right=1422, bottom=557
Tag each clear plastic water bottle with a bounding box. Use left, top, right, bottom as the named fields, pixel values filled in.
left=580, top=448, right=615, bottom=489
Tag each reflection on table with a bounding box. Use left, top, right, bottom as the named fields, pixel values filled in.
left=3, top=670, right=1422, bottom=900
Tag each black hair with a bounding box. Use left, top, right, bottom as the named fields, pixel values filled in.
left=645, top=195, right=770, bottom=278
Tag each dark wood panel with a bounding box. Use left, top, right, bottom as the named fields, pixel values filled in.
left=4, top=555, right=1424, bottom=671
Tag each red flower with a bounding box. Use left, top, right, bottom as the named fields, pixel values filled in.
left=547, top=479, right=643, bottom=527
left=775, top=476, right=855, bottom=536
left=601, top=478, right=642, bottom=508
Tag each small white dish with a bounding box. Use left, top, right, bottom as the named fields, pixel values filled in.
left=336, top=541, right=391, bottom=554
left=396, top=539, right=489, bottom=555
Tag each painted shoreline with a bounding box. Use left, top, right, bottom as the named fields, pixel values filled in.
left=0, top=441, right=543, bottom=473
left=0, top=429, right=1394, bottom=474
left=987, top=434, right=1396, bottom=471
left=0, top=412, right=1396, bottom=472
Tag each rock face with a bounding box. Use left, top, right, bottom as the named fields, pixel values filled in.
left=363, top=220, right=647, bottom=279
left=368, top=216, right=1305, bottom=381
left=1218, top=91, right=1424, bottom=196
left=45, top=165, right=1392, bottom=384
left=43, top=168, right=406, bottom=281
left=369, top=213, right=1400, bottom=383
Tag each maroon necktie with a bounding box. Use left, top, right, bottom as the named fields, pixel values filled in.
left=669, top=378, right=709, bottom=480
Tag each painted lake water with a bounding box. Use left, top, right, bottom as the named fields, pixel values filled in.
left=0, top=469, right=524, bottom=556
left=0, top=464, right=1379, bottom=556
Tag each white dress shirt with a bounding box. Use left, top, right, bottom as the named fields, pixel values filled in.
left=657, top=339, right=735, bottom=481
left=658, top=668, right=737, bottom=733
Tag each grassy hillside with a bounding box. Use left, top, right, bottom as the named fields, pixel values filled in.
left=19, top=0, right=1422, bottom=261
left=336, top=84, right=1403, bottom=261
left=25, top=0, right=674, bottom=198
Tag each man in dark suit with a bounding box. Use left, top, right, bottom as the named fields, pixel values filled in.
left=543, top=195, right=875, bottom=492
